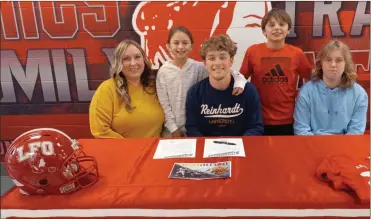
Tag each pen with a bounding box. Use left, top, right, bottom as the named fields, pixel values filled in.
left=213, top=140, right=236, bottom=145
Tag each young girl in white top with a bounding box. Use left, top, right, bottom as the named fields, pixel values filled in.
left=156, top=26, right=247, bottom=137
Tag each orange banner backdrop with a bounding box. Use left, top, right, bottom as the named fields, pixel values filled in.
left=0, top=1, right=369, bottom=143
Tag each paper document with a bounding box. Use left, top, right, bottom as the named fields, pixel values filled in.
left=153, top=139, right=197, bottom=159
left=203, top=138, right=245, bottom=158
left=169, top=161, right=231, bottom=180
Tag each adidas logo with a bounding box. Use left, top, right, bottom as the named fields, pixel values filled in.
left=262, top=64, right=288, bottom=84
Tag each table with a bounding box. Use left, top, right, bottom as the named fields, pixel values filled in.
left=1, top=135, right=370, bottom=219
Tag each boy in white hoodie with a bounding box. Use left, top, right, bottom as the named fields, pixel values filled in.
left=156, top=26, right=247, bottom=137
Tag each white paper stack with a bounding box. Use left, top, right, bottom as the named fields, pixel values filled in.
left=153, top=139, right=197, bottom=159
left=203, top=138, right=245, bottom=158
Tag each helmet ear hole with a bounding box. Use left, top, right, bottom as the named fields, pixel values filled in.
left=39, top=178, right=48, bottom=185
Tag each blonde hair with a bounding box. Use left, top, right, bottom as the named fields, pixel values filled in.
left=312, top=40, right=357, bottom=89
left=110, top=39, right=155, bottom=112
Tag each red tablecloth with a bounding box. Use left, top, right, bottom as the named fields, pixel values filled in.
left=1, top=135, right=370, bottom=218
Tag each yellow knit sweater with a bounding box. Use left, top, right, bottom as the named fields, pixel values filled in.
left=89, top=78, right=164, bottom=138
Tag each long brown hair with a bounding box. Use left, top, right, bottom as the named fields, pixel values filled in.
left=110, top=39, right=155, bottom=112
left=312, top=40, right=357, bottom=89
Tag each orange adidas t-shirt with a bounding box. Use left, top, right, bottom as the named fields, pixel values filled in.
left=240, top=43, right=312, bottom=125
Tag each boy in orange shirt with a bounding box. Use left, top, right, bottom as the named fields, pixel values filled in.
left=240, top=9, right=312, bottom=136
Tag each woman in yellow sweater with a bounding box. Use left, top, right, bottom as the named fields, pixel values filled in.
left=89, top=40, right=165, bottom=138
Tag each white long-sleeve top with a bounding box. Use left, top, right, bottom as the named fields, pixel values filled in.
left=156, top=58, right=246, bottom=135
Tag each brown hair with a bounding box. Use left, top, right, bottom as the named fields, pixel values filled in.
left=167, top=26, right=194, bottom=44
left=261, top=8, right=292, bottom=32
left=200, top=34, right=237, bottom=60
left=110, top=39, right=155, bottom=112
left=312, top=40, right=357, bottom=89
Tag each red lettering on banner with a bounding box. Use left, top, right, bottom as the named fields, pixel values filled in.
left=1, top=1, right=126, bottom=41
left=0, top=142, right=6, bottom=157
left=38, top=1, right=78, bottom=39
left=0, top=141, right=11, bottom=163
left=81, top=2, right=120, bottom=38
left=0, top=2, right=19, bottom=39
left=352, top=51, right=370, bottom=74
left=352, top=51, right=370, bottom=84
left=18, top=2, right=39, bottom=39
left=304, top=52, right=316, bottom=67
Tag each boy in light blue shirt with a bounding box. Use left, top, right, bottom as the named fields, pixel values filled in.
left=294, top=40, right=368, bottom=135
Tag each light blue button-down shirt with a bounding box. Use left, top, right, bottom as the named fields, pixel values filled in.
left=294, top=79, right=368, bottom=135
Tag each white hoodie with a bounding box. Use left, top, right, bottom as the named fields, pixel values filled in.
left=156, top=58, right=246, bottom=136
